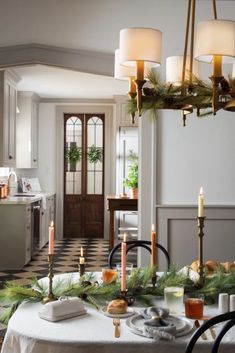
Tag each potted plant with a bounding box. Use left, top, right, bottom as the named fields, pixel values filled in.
left=87, top=145, right=103, bottom=164
left=66, top=143, right=82, bottom=171
left=123, top=150, right=138, bottom=199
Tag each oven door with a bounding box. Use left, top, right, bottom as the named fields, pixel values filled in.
left=31, top=201, right=41, bottom=257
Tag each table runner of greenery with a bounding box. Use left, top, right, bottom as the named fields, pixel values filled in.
left=1, top=266, right=235, bottom=325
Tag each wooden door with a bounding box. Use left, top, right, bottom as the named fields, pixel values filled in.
left=64, top=114, right=104, bottom=238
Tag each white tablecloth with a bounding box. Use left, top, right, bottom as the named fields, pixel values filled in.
left=1, top=273, right=235, bottom=353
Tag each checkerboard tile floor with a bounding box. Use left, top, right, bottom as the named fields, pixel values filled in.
left=0, top=238, right=137, bottom=289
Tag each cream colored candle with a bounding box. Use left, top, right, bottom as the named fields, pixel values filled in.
left=198, top=187, right=204, bottom=217
left=48, top=221, right=54, bottom=255
left=80, top=247, right=85, bottom=265
left=151, top=224, right=156, bottom=267
left=121, top=233, right=127, bottom=292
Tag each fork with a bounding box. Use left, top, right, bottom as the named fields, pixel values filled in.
left=203, top=319, right=216, bottom=340
left=194, top=320, right=207, bottom=340
left=113, top=318, right=120, bottom=338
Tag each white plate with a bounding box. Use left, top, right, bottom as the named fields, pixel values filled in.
left=101, top=306, right=135, bottom=318
left=126, top=314, right=194, bottom=338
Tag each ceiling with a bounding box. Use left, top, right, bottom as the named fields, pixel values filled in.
left=14, top=65, right=128, bottom=99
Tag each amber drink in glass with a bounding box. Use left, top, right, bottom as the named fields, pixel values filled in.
left=185, top=294, right=204, bottom=319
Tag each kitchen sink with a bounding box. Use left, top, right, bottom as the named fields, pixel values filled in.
left=13, top=194, right=36, bottom=197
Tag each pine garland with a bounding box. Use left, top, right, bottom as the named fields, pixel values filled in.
left=1, top=266, right=235, bottom=325
left=127, top=71, right=235, bottom=117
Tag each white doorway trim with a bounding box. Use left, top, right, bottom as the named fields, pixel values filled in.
left=56, top=104, right=115, bottom=240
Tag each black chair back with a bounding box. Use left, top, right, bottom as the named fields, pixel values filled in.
left=185, top=311, right=235, bottom=353
left=108, top=240, right=170, bottom=269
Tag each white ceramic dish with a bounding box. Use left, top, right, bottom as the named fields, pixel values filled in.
left=101, top=306, right=135, bottom=318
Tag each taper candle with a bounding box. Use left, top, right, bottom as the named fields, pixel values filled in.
left=121, top=233, right=127, bottom=292
left=80, top=246, right=85, bottom=265
left=151, top=224, right=156, bottom=267
left=48, top=221, right=54, bottom=255
left=198, top=187, right=204, bottom=217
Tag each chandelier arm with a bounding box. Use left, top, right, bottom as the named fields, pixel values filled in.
left=182, top=0, right=192, bottom=84
left=212, top=0, right=218, bottom=20
left=189, top=0, right=196, bottom=83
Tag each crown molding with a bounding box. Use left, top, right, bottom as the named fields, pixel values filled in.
left=0, top=43, right=114, bottom=76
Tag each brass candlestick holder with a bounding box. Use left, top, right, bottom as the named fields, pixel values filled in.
left=197, top=216, right=206, bottom=286
left=79, top=263, right=85, bottom=277
left=42, top=254, right=55, bottom=304
left=151, top=273, right=157, bottom=288
left=121, top=290, right=134, bottom=306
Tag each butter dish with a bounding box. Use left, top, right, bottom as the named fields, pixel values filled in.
left=39, top=297, right=87, bottom=322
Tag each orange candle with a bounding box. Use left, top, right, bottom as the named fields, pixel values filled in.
left=48, top=221, right=54, bottom=255
left=151, top=224, right=156, bottom=267
left=121, top=233, right=127, bottom=291
left=80, top=246, right=85, bottom=265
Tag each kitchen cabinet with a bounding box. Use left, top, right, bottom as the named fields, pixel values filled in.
left=0, top=70, right=21, bottom=167
left=16, top=92, right=40, bottom=169
left=0, top=203, right=32, bottom=269
left=40, top=195, right=55, bottom=249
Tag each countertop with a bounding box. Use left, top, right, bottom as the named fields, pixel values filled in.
left=0, top=192, right=55, bottom=205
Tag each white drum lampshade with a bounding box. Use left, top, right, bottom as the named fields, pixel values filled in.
left=195, top=20, right=235, bottom=63
left=166, top=56, right=200, bottom=84
left=119, top=27, right=162, bottom=67
left=114, top=49, right=135, bottom=80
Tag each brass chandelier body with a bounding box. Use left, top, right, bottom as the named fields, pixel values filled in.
left=115, top=0, right=235, bottom=126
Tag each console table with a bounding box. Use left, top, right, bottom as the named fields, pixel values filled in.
left=106, top=195, right=138, bottom=250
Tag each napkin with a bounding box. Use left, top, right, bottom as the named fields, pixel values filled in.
left=141, top=307, right=177, bottom=341
left=39, top=296, right=87, bottom=322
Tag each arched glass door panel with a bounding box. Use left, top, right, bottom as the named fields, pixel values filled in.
left=65, top=116, right=82, bottom=195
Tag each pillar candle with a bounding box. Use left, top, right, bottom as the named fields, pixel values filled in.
left=48, top=221, right=54, bottom=255
left=151, top=224, right=156, bottom=267
left=198, top=187, right=204, bottom=217
left=121, top=233, right=127, bottom=292
left=80, top=246, right=85, bottom=265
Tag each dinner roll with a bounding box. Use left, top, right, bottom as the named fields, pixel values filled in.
left=107, top=299, right=127, bottom=314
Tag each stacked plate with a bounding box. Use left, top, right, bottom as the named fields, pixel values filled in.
left=126, top=312, right=194, bottom=338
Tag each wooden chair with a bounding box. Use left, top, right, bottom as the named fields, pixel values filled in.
left=185, top=311, right=235, bottom=353
left=108, top=240, right=170, bottom=269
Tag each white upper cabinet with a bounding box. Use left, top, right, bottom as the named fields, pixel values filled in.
left=0, top=70, right=21, bottom=167
left=16, top=92, right=40, bottom=169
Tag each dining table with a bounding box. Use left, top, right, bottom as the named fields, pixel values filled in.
left=1, top=272, right=235, bottom=353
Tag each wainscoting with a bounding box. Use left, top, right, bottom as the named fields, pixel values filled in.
left=156, top=205, right=235, bottom=270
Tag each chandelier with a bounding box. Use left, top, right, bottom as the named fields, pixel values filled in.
left=114, top=0, right=235, bottom=126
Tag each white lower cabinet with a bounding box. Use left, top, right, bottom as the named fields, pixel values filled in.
left=0, top=204, right=32, bottom=269
left=0, top=194, right=55, bottom=270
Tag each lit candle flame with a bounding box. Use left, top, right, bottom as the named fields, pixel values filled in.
left=151, top=224, right=155, bottom=232
left=123, top=233, right=127, bottom=242
left=199, top=186, right=203, bottom=195
left=81, top=247, right=83, bottom=257
left=50, top=221, right=54, bottom=227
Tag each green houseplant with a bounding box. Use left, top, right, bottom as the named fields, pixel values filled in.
left=87, top=145, right=103, bottom=164
left=123, top=150, right=138, bottom=199
left=66, top=143, right=82, bottom=171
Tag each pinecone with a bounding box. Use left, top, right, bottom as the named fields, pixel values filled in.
left=164, top=97, right=174, bottom=105
left=220, top=78, right=230, bottom=93
left=143, top=87, right=155, bottom=96
left=79, top=293, right=88, bottom=300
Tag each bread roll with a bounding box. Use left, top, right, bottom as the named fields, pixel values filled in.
left=222, top=262, right=235, bottom=273
left=205, top=260, right=219, bottom=272
left=107, top=299, right=127, bottom=314
left=191, top=260, right=199, bottom=272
